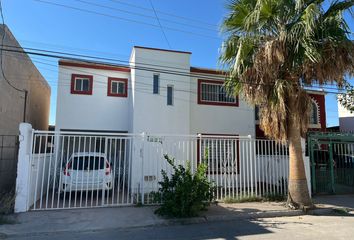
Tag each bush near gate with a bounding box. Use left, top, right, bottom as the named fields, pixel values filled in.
left=155, top=155, right=214, bottom=218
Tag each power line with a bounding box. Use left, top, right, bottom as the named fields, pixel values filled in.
left=148, top=0, right=171, bottom=49
left=4, top=43, right=345, bottom=93
left=2, top=42, right=199, bottom=74
left=5, top=52, right=252, bottom=108
left=74, top=0, right=217, bottom=33
left=33, top=0, right=220, bottom=40
left=1, top=44, right=232, bottom=81
left=3, top=48, right=347, bottom=115
left=0, top=1, right=28, bottom=122
left=30, top=56, right=351, bottom=96
left=2, top=44, right=350, bottom=94
left=108, top=0, right=218, bottom=28
left=18, top=39, right=190, bottom=68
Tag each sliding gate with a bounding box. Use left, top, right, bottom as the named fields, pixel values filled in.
left=28, top=131, right=136, bottom=210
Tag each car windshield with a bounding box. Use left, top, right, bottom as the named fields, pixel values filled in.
left=69, top=156, right=106, bottom=170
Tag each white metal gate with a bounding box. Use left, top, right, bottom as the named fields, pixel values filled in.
left=27, top=131, right=290, bottom=210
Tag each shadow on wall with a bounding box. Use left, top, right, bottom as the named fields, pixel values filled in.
left=0, top=135, right=18, bottom=192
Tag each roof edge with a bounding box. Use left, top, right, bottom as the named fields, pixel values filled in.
left=190, top=67, right=227, bottom=75
left=134, top=46, right=192, bottom=55
left=59, top=59, right=131, bottom=73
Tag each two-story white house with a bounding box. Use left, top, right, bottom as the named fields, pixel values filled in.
left=56, top=46, right=256, bottom=137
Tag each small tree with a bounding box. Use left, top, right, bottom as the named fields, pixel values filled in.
left=155, top=155, right=214, bottom=218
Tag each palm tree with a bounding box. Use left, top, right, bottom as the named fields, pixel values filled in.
left=220, top=0, right=354, bottom=209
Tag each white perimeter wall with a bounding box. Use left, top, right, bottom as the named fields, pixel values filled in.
left=56, top=66, right=131, bottom=132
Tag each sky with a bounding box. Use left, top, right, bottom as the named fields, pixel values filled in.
left=2, top=0, right=353, bottom=126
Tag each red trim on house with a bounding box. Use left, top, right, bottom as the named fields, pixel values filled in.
left=255, top=92, right=327, bottom=139
left=60, top=60, right=131, bottom=73
left=309, top=93, right=326, bottom=131
left=197, top=79, right=239, bottom=107
left=70, top=74, right=93, bottom=95
left=197, top=133, right=240, bottom=174
left=134, top=46, right=192, bottom=54
left=191, top=67, right=227, bottom=75
left=107, top=77, right=128, bottom=98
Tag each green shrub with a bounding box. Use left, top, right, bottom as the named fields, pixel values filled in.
left=223, top=193, right=286, bottom=204
left=263, top=193, right=286, bottom=202
left=223, top=195, right=262, bottom=203
left=155, top=155, right=214, bottom=218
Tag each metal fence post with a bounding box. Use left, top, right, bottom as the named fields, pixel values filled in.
left=329, top=143, right=335, bottom=194
left=14, top=123, right=33, bottom=213
left=141, top=132, right=145, bottom=204
left=309, top=138, right=316, bottom=194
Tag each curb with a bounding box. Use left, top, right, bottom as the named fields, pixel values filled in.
left=164, top=209, right=304, bottom=226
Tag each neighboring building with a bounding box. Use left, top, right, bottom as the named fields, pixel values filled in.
left=0, top=25, right=51, bottom=191
left=255, top=90, right=327, bottom=138
left=56, top=46, right=255, bottom=137
left=338, top=100, right=354, bottom=132
left=327, top=126, right=340, bottom=132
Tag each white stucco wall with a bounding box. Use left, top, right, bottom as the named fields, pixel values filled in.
left=130, top=47, right=191, bottom=134
left=56, top=66, right=131, bottom=132
left=190, top=75, right=255, bottom=137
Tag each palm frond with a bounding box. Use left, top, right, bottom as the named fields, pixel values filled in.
left=220, top=0, right=354, bottom=141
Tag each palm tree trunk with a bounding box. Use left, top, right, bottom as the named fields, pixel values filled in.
left=287, top=103, right=312, bottom=209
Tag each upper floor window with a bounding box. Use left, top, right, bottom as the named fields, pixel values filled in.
left=71, top=74, right=93, bottom=95
left=310, top=99, right=320, bottom=125
left=107, top=77, right=128, bottom=97
left=255, top=106, right=260, bottom=122
left=167, top=85, right=173, bottom=106
left=153, top=74, right=159, bottom=94
left=198, top=79, right=238, bottom=106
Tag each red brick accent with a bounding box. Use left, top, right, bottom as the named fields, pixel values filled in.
left=60, top=61, right=130, bottom=72
left=107, top=78, right=128, bottom=98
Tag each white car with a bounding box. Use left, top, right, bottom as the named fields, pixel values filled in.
left=59, top=152, right=113, bottom=193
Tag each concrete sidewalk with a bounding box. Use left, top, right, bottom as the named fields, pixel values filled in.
left=0, top=195, right=353, bottom=238
left=0, top=202, right=301, bottom=238
left=313, top=194, right=354, bottom=210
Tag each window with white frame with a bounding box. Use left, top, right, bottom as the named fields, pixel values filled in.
left=71, top=74, right=93, bottom=95
left=108, top=77, right=127, bottom=97
left=198, top=79, right=238, bottom=106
